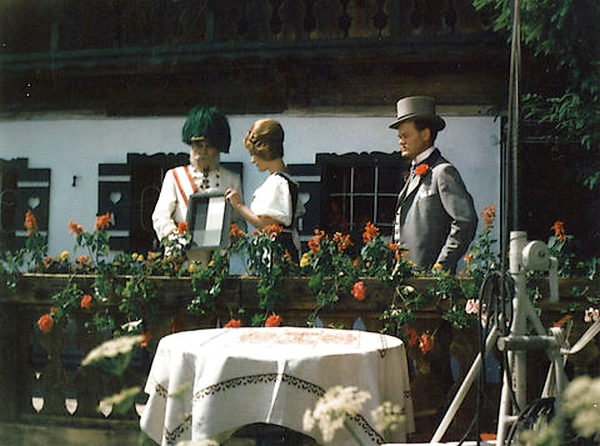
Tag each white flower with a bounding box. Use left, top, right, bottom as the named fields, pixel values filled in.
left=121, top=319, right=143, bottom=333
left=584, top=307, right=600, bottom=323
left=81, top=335, right=144, bottom=366
left=99, top=386, right=140, bottom=408
left=562, top=376, right=600, bottom=438
left=371, top=401, right=405, bottom=436
left=465, top=299, right=479, bottom=315
left=303, top=386, right=371, bottom=443
left=176, top=440, right=219, bottom=446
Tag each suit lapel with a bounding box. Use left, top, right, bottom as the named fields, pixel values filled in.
left=396, top=149, right=443, bottom=210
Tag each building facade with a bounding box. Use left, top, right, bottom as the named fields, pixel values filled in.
left=0, top=0, right=506, bottom=257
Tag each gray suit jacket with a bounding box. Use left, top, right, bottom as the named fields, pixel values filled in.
left=394, top=149, right=478, bottom=273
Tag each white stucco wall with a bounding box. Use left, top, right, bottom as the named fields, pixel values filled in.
left=0, top=112, right=500, bottom=257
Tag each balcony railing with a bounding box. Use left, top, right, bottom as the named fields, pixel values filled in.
left=1, top=274, right=597, bottom=443
left=0, top=0, right=494, bottom=69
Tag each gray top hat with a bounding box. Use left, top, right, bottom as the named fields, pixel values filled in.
left=388, top=96, right=446, bottom=131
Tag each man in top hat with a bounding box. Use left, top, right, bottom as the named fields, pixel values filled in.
left=390, top=96, right=477, bottom=273
left=152, top=105, right=243, bottom=259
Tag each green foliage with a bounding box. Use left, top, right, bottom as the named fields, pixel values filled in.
left=473, top=0, right=600, bottom=188
left=188, top=251, right=230, bottom=317
left=379, top=285, right=424, bottom=337
left=230, top=225, right=296, bottom=325
left=300, top=230, right=358, bottom=322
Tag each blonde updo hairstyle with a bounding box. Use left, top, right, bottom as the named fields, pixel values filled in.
left=243, top=119, right=284, bottom=161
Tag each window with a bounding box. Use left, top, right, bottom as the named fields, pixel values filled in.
left=317, top=152, right=408, bottom=241
left=0, top=158, right=50, bottom=251
left=98, top=154, right=242, bottom=253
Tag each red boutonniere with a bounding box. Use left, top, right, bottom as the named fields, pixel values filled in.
left=415, top=164, right=430, bottom=177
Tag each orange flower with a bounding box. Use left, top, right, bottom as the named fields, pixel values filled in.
left=263, top=224, right=283, bottom=239
left=415, top=164, right=430, bottom=177
left=464, top=253, right=472, bottom=264
left=362, top=222, right=379, bottom=244
left=176, top=222, right=189, bottom=234
left=229, top=223, right=246, bottom=240
left=388, top=242, right=400, bottom=252
left=68, top=221, right=85, bottom=236
left=481, top=205, right=496, bottom=230
left=95, top=212, right=112, bottom=230
left=37, top=314, right=54, bottom=334
left=351, top=281, right=366, bottom=301
left=550, top=221, right=567, bottom=242
left=24, top=210, right=38, bottom=236
left=147, top=251, right=161, bottom=261
left=404, top=327, right=419, bottom=348
left=419, top=333, right=435, bottom=355
left=332, top=232, right=352, bottom=252
left=80, top=294, right=93, bottom=309
left=140, top=331, right=151, bottom=349
left=224, top=319, right=241, bottom=328
left=76, top=256, right=90, bottom=265
left=308, top=230, right=325, bottom=253
left=265, top=314, right=283, bottom=327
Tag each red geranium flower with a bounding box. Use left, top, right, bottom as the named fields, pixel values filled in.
left=95, top=212, right=112, bottom=230
left=80, top=294, right=93, bottom=309
left=351, top=281, right=366, bottom=301
left=76, top=256, right=91, bottom=265
left=69, top=221, right=85, bottom=236
left=37, top=314, right=54, bottom=334
left=362, top=222, right=379, bottom=244
left=265, top=314, right=283, bottom=327
left=308, top=230, right=325, bottom=253
left=419, top=333, right=435, bottom=355
left=332, top=232, right=352, bottom=252
left=481, top=205, right=496, bottom=230
left=550, top=221, right=567, bottom=242
left=404, top=327, right=419, bottom=348
left=415, top=164, right=430, bottom=177
left=263, top=224, right=283, bottom=239
left=229, top=223, right=246, bottom=240
left=140, top=331, right=151, bottom=349
left=24, top=210, right=39, bottom=236
left=224, top=319, right=241, bottom=328
left=176, top=222, right=189, bottom=234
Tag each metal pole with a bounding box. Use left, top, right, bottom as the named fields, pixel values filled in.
left=430, top=324, right=499, bottom=443
left=507, top=0, right=521, bottom=232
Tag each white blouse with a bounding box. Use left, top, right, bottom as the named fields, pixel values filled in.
left=250, top=173, right=305, bottom=227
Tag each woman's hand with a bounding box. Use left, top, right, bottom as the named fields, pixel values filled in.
left=225, top=188, right=242, bottom=209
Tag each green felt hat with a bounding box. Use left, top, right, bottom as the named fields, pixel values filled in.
left=182, top=105, right=231, bottom=153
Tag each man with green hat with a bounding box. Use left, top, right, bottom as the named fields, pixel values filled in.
left=152, top=105, right=243, bottom=258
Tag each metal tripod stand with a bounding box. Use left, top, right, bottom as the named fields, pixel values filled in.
left=430, top=230, right=600, bottom=445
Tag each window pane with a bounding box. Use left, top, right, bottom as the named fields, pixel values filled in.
left=378, top=165, right=405, bottom=193
left=354, top=166, right=374, bottom=193
left=377, top=196, right=397, bottom=236
left=324, top=196, right=350, bottom=233
left=327, top=165, right=351, bottom=194
left=353, top=196, right=373, bottom=231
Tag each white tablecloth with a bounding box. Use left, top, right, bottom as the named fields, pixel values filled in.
left=140, top=327, right=414, bottom=445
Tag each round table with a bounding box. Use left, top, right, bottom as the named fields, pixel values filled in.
left=140, top=327, right=414, bottom=445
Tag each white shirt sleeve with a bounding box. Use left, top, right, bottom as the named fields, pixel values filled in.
left=250, top=174, right=294, bottom=227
